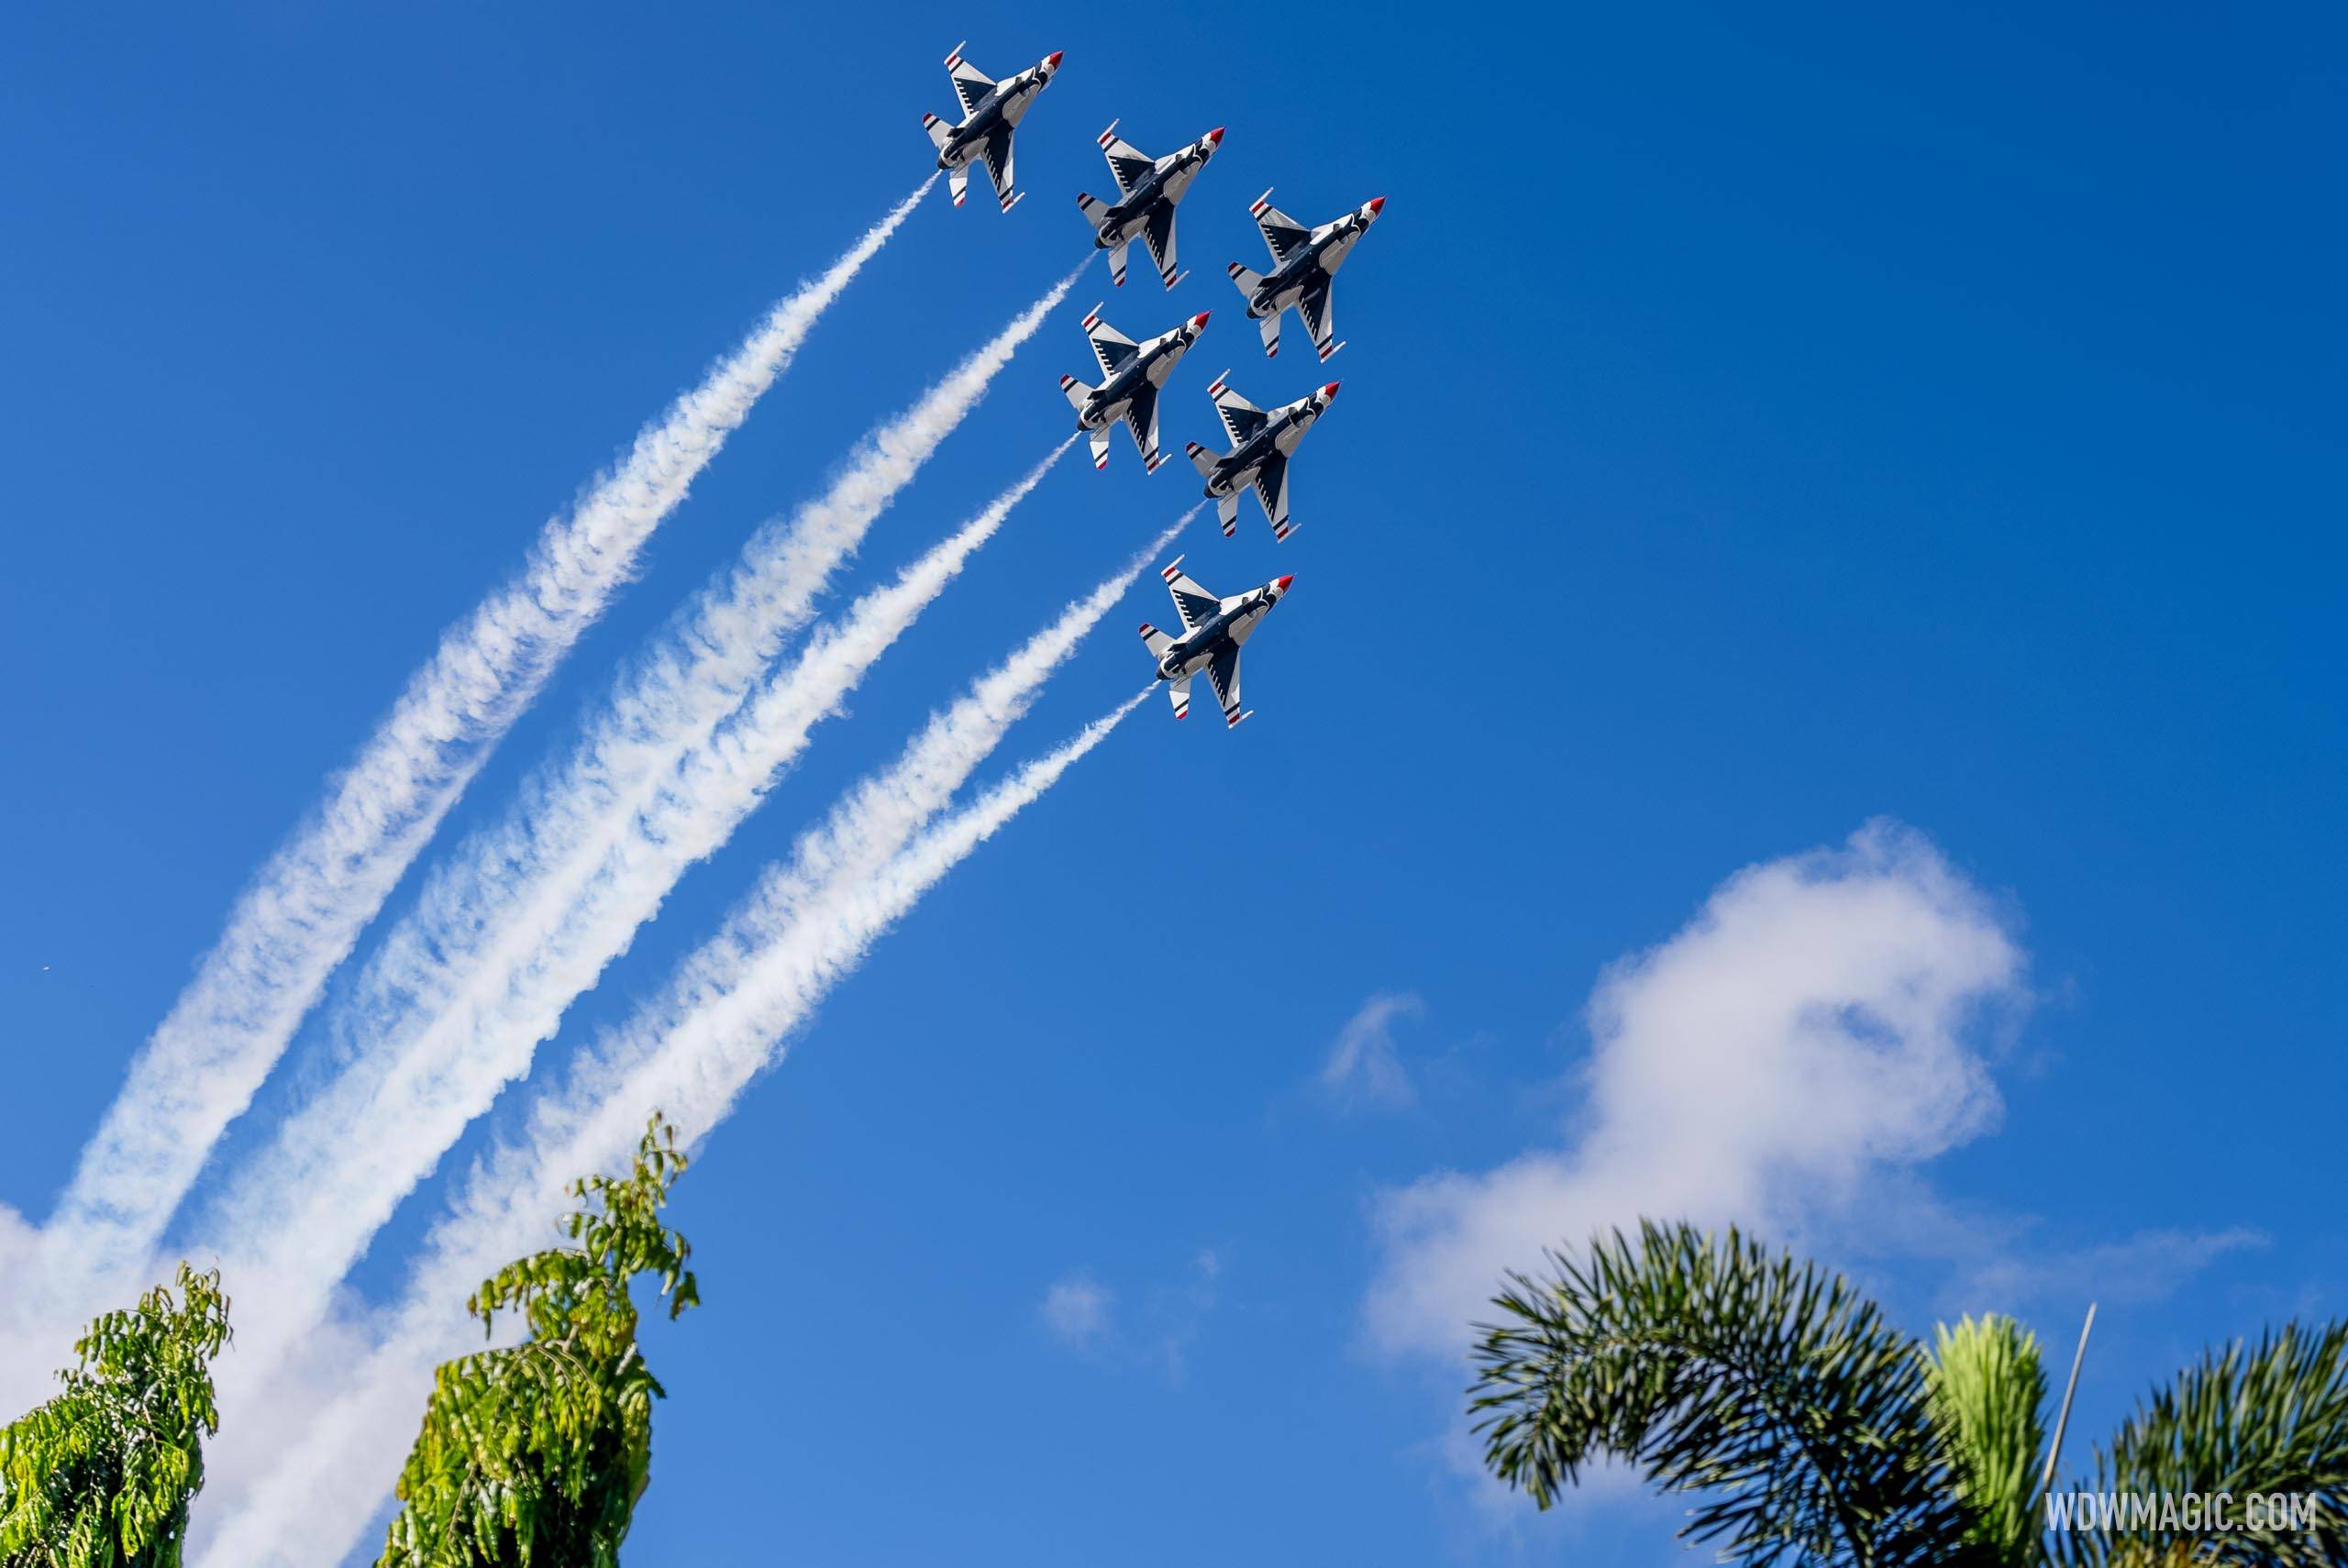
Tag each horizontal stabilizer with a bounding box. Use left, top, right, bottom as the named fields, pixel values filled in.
left=922, top=114, right=954, bottom=153
left=1226, top=261, right=1264, bottom=293
left=1138, top=621, right=1174, bottom=657
left=1185, top=440, right=1219, bottom=479
left=1077, top=191, right=1112, bottom=226
left=1058, top=372, right=1094, bottom=413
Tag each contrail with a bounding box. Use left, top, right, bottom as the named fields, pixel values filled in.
left=26, top=179, right=935, bottom=1312
left=200, top=439, right=1083, bottom=1371
left=198, top=583, right=1164, bottom=1568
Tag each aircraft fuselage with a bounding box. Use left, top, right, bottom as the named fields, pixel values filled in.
left=939, top=75, right=1044, bottom=169
left=1095, top=155, right=1204, bottom=247
left=1078, top=337, right=1188, bottom=430
left=1157, top=594, right=1275, bottom=682
left=1247, top=220, right=1365, bottom=317
left=1206, top=403, right=1321, bottom=493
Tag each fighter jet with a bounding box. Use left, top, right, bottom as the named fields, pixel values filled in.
left=921, top=42, right=1062, bottom=213
left=1227, top=191, right=1386, bottom=361
left=1058, top=305, right=1210, bottom=472
left=1137, top=558, right=1292, bottom=727
left=1184, top=374, right=1339, bottom=541
left=1075, top=122, right=1224, bottom=290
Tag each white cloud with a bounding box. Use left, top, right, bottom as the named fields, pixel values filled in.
left=1320, top=992, right=1423, bottom=1110
left=1040, top=1274, right=1116, bottom=1352
left=1365, top=820, right=2028, bottom=1359
left=1953, top=1222, right=2270, bottom=1312
left=1036, top=1251, right=1224, bottom=1379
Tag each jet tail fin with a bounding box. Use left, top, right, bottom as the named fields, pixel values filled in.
left=922, top=113, right=954, bottom=155
left=1076, top=191, right=1113, bottom=226
left=1058, top=372, right=1094, bottom=413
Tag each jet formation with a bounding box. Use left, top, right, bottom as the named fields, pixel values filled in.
left=922, top=43, right=1389, bottom=726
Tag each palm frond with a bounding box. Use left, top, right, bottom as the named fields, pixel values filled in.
left=1468, top=1219, right=1985, bottom=1568
left=2055, top=1320, right=2348, bottom=1567
left=1925, top=1314, right=2049, bottom=1567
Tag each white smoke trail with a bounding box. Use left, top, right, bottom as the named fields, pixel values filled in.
left=199, top=578, right=1164, bottom=1568
left=200, top=439, right=1081, bottom=1374
left=25, top=180, right=935, bottom=1317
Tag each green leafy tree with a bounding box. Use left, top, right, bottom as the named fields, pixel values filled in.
left=377, top=1115, right=701, bottom=1568
left=0, top=1264, right=232, bottom=1568
left=1471, top=1220, right=2348, bottom=1566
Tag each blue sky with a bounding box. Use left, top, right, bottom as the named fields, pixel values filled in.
left=2, top=2, right=2342, bottom=1563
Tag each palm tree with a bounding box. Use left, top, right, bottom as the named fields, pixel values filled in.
left=1468, top=1220, right=2348, bottom=1566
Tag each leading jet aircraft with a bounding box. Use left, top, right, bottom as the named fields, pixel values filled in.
left=1058, top=305, right=1210, bottom=472
left=1076, top=122, right=1224, bottom=290
left=921, top=42, right=1063, bottom=213
left=1184, top=374, right=1339, bottom=541
left=1137, top=558, right=1292, bottom=727
left=1227, top=191, right=1385, bottom=361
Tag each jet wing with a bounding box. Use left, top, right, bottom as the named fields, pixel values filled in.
left=1123, top=381, right=1163, bottom=469
left=946, top=49, right=996, bottom=118
left=1251, top=451, right=1292, bottom=541
left=1161, top=559, right=1222, bottom=633
left=1295, top=277, right=1341, bottom=361
left=1097, top=123, right=1156, bottom=197
left=1205, top=644, right=1244, bottom=726
left=1249, top=191, right=1312, bottom=262
left=1207, top=373, right=1268, bottom=446
left=1082, top=307, right=1138, bottom=379
left=1138, top=201, right=1180, bottom=289
left=978, top=127, right=1017, bottom=211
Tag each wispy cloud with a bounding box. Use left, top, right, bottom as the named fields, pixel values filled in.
left=1320, top=992, right=1424, bottom=1110
left=27, top=179, right=935, bottom=1318
left=196, top=587, right=1166, bottom=1567
left=1041, top=1274, right=1117, bottom=1352
left=1037, top=1251, right=1224, bottom=1379
left=1364, top=821, right=2028, bottom=1360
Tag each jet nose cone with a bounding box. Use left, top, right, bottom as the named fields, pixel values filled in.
left=1045, top=50, right=1064, bottom=69
left=1366, top=195, right=1387, bottom=217
left=1207, top=126, right=1226, bottom=146
left=1273, top=574, right=1294, bottom=593
left=1321, top=381, right=1341, bottom=399
left=1189, top=311, right=1212, bottom=330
